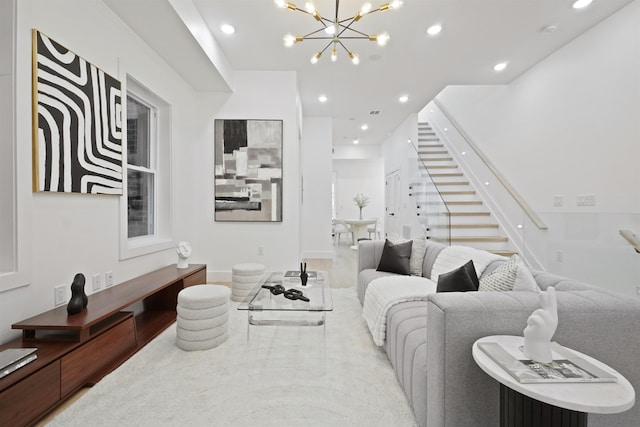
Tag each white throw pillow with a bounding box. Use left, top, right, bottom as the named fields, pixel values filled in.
left=479, top=255, right=540, bottom=292
left=390, top=237, right=427, bottom=276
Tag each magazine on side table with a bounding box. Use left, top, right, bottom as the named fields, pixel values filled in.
left=478, top=341, right=617, bottom=384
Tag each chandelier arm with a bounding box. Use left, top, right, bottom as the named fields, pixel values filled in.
left=337, top=18, right=357, bottom=37
left=340, top=27, right=371, bottom=38
left=337, top=40, right=351, bottom=54
left=319, top=40, right=334, bottom=55
left=303, top=27, right=333, bottom=38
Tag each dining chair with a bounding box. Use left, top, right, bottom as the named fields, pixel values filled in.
left=332, top=219, right=353, bottom=245
left=368, top=219, right=381, bottom=240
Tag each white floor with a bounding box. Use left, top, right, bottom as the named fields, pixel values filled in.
left=305, top=241, right=358, bottom=289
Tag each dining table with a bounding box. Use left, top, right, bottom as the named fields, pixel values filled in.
left=341, top=218, right=378, bottom=245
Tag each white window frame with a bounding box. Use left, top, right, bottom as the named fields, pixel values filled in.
left=0, top=0, right=29, bottom=292
left=120, top=76, right=173, bottom=260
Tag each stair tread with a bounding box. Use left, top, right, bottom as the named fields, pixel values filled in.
left=449, top=212, right=491, bottom=216
left=445, top=201, right=483, bottom=205
left=449, top=236, right=509, bottom=242
left=450, top=223, right=499, bottom=228
left=434, top=181, right=470, bottom=186
left=430, top=173, right=463, bottom=177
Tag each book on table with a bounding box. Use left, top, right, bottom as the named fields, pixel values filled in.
left=0, top=348, right=38, bottom=379
left=284, top=270, right=318, bottom=279
left=478, top=341, right=617, bottom=384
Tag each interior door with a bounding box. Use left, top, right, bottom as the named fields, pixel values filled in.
left=385, top=170, right=401, bottom=237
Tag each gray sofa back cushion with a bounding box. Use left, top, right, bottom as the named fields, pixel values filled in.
left=421, top=240, right=446, bottom=279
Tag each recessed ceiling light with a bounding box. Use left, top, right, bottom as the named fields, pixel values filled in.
left=220, top=24, right=235, bottom=35
left=493, top=62, right=508, bottom=72
left=542, top=24, right=558, bottom=33
left=426, top=24, right=442, bottom=36
left=318, top=95, right=328, bottom=103
left=399, top=95, right=409, bottom=103
left=572, top=0, right=593, bottom=9
left=361, top=124, right=368, bottom=131
left=353, top=139, right=360, bottom=144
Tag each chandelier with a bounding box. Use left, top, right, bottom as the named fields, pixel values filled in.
left=274, top=0, right=403, bottom=65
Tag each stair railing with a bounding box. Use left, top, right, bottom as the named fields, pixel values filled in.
left=619, top=229, right=640, bottom=253
left=433, top=99, right=547, bottom=230
left=423, top=100, right=548, bottom=269
left=407, top=138, right=451, bottom=244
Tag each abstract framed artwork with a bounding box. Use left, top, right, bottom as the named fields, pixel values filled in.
left=214, top=119, right=283, bottom=222
left=32, top=30, right=123, bottom=195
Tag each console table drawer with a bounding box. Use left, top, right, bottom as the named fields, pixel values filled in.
left=61, top=313, right=136, bottom=397
left=183, top=269, right=207, bottom=287
left=0, top=360, right=61, bottom=426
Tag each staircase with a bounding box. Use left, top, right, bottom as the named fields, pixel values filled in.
left=412, top=122, right=515, bottom=256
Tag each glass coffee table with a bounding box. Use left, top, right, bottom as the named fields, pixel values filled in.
left=238, top=271, right=333, bottom=375
left=238, top=270, right=333, bottom=328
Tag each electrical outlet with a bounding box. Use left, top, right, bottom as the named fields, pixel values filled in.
left=576, top=194, right=596, bottom=207
left=92, top=273, right=101, bottom=291
left=555, top=250, right=563, bottom=263
left=552, top=196, right=563, bottom=207
left=54, top=284, right=66, bottom=306
left=105, top=271, right=114, bottom=287
left=257, top=246, right=264, bottom=256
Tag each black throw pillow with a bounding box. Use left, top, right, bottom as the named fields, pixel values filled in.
left=436, top=260, right=480, bottom=292
left=376, top=239, right=413, bottom=275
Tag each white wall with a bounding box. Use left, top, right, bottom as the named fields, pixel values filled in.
left=0, top=0, right=205, bottom=344
left=333, top=158, right=385, bottom=232
left=1, top=0, right=302, bottom=345
left=431, top=1, right=640, bottom=294
left=189, top=70, right=301, bottom=281
left=436, top=0, right=640, bottom=214
left=301, top=117, right=333, bottom=259
left=380, top=114, right=420, bottom=238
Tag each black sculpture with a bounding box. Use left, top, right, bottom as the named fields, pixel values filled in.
left=261, top=284, right=310, bottom=302
left=67, top=273, right=88, bottom=315
left=300, top=262, right=308, bottom=287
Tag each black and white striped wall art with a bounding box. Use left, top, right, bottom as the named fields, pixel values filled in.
left=214, top=119, right=283, bottom=222
left=32, top=30, right=123, bottom=194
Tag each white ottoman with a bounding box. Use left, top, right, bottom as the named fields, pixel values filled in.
left=231, top=263, right=265, bottom=302
left=176, top=284, right=230, bottom=351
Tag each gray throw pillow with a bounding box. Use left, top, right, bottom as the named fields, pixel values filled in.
left=436, top=260, right=479, bottom=292
left=377, top=239, right=413, bottom=276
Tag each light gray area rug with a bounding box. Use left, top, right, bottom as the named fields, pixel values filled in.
left=47, top=288, right=417, bottom=427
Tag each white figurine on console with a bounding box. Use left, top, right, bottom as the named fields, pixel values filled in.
left=176, top=241, right=192, bottom=269
left=523, top=286, right=558, bottom=363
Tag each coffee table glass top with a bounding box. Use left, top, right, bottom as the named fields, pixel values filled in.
left=238, top=271, right=333, bottom=312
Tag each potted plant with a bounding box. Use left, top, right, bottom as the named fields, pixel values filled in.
left=353, top=193, right=370, bottom=220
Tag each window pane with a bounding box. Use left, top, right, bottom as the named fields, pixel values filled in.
left=127, top=170, right=154, bottom=238
left=127, top=97, right=150, bottom=168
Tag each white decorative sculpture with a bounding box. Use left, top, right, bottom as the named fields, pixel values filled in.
left=523, top=287, right=558, bottom=363
left=176, top=241, right=192, bottom=269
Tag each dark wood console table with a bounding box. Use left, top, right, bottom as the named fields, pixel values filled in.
left=0, top=263, right=206, bottom=426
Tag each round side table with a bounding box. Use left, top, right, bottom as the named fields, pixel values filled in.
left=472, top=335, right=635, bottom=427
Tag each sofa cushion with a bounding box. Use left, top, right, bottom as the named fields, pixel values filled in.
left=436, top=260, right=479, bottom=292
left=390, top=237, right=428, bottom=276
left=431, top=245, right=504, bottom=283
left=377, top=239, right=413, bottom=275
left=358, top=269, right=400, bottom=304
left=479, top=255, right=539, bottom=292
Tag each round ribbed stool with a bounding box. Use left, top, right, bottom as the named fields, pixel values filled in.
left=175, top=284, right=230, bottom=351
left=231, top=263, right=265, bottom=302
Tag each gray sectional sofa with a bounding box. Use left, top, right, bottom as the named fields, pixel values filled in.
left=357, top=239, right=640, bottom=427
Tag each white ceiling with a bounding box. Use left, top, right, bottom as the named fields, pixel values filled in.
left=105, top=0, right=633, bottom=146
